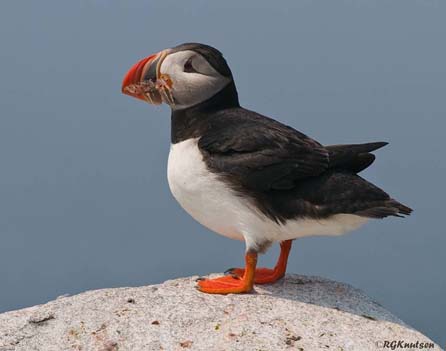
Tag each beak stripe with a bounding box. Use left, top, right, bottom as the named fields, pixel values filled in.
left=143, top=50, right=168, bottom=82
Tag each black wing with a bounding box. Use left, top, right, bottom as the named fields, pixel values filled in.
left=198, top=109, right=329, bottom=191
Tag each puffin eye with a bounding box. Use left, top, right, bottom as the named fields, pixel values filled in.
left=183, top=58, right=196, bottom=73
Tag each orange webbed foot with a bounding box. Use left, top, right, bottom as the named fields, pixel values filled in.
left=225, top=267, right=284, bottom=284
left=196, top=275, right=253, bottom=294
left=196, top=252, right=257, bottom=295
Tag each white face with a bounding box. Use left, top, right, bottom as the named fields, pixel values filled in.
left=160, top=50, right=231, bottom=110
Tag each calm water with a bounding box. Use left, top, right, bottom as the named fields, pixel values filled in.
left=0, top=1, right=445, bottom=345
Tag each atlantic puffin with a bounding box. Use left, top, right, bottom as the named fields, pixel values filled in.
left=121, top=43, right=412, bottom=294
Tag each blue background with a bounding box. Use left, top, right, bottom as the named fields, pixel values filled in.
left=1, top=0, right=444, bottom=345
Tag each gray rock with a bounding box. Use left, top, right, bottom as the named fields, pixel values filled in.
left=0, top=274, right=441, bottom=351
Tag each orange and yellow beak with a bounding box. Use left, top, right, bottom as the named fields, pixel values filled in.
left=121, top=50, right=169, bottom=104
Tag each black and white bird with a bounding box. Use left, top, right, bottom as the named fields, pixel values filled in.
left=122, top=43, right=412, bottom=294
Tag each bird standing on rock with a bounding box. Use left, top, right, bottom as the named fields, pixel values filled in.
left=121, top=43, right=412, bottom=294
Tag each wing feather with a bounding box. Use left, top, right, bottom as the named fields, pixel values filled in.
left=198, top=110, right=329, bottom=191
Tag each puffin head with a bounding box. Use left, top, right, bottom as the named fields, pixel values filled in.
left=122, top=43, right=234, bottom=110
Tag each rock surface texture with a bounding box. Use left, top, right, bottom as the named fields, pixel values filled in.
left=0, top=274, right=441, bottom=351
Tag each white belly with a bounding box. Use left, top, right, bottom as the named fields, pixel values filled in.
left=167, top=138, right=246, bottom=241
left=167, top=138, right=368, bottom=248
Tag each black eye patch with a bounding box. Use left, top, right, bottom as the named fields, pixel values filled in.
left=171, top=43, right=232, bottom=77
left=183, top=58, right=197, bottom=73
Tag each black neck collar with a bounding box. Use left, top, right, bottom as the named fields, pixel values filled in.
left=170, top=81, right=239, bottom=143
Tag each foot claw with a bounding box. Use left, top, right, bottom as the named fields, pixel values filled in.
left=224, top=268, right=236, bottom=275
left=224, top=269, right=241, bottom=280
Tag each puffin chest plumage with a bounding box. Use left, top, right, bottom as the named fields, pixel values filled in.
left=167, top=138, right=247, bottom=241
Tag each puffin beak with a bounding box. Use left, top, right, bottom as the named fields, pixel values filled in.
left=121, top=50, right=169, bottom=104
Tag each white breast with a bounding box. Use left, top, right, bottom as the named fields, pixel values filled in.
left=167, top=138, right=368, bottom=249
left=167, top=138, right=247, bottom=241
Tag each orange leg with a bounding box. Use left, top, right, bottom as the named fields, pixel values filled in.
left=196, top=252, right=257, bottom=294
left=226, top=240, right=293, bottom=284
